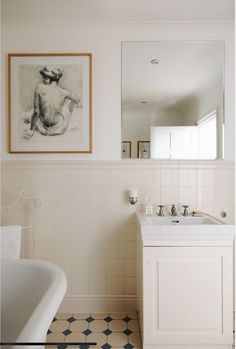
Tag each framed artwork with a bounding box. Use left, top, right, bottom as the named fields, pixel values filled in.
left=8, top=53, right=92, bottom=153
left=137, top=141, right=150, bottom=159
left=122, top=141, right=131, bottom=158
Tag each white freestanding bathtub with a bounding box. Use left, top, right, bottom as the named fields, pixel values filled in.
left=1, top=259, right=67, bottom=349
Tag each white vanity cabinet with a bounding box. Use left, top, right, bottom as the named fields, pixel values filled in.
left=136, top=213, right=234, bottom=349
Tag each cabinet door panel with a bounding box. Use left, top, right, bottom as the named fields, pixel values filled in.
left=143, top=247, right=233, bottom=344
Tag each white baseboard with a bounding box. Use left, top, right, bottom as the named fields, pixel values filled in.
left=58, top=295, right=137, bottom=313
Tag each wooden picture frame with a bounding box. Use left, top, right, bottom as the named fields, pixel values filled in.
left=137, top=141, right=150, bottom=159
left=8, top=53, right=92, bottom=153
left=122, top=141, right=131, bottom=158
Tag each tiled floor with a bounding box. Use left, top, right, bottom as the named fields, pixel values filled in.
left=46, top=312, right=141, bottom=349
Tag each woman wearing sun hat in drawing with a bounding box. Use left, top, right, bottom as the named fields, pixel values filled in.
left=24, top=66, right=80, bottom=139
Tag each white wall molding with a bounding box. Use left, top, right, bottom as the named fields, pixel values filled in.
left=60, top=295, right=137, bottom=313
left=65, top=294, right=136, bottom=299
left=1, top=159, right=234, bottom=170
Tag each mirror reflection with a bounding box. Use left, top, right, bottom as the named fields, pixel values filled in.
left=121, top=41, right=224, bottom=159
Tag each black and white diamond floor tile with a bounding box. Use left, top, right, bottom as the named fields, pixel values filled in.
left=47, top=312, right=141, bottom=349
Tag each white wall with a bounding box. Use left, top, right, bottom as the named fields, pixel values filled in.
left=1, top=1, right=235, bottom=313
left=1, top=160, right=234, bottom=312
left=186, top=70, right=224, bottom=158
left=154, top=109, right=189, bottom=126
left=122, top=111, right=153, bottom=158
left=1, top=7, right=235, bottom=160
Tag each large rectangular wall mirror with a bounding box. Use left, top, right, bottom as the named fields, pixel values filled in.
left=121, top=41, right=225, bottom=160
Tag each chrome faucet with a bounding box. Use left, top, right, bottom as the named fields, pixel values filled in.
left=170, top=204, right=178, bottom=216
left=182, top=205, right=189, bottom=216
left=157, top=205, right=165, bottom=216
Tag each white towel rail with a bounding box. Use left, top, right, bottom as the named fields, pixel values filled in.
left=1, top=186, right=41, bottom=258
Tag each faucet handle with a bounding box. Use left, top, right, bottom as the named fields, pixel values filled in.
left=157, top=205, right=165, bottom=216
left=171, top=204, right=178, bottom=216
left=182, top=205, right=189, bottom=216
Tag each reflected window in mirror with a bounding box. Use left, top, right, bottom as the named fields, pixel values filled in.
left=121, top=41, right=225, bottom=159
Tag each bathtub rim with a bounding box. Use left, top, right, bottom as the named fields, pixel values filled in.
left=1, top=258, right=67, bottom=344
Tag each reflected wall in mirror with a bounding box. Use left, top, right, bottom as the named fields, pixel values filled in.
left=121, top=41, right=224, bottom=159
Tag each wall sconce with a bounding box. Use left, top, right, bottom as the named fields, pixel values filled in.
left=128, top=188, right=138, bottom=205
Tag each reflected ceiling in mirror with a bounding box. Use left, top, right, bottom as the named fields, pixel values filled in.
left=121, top=41, right=224, bottom=160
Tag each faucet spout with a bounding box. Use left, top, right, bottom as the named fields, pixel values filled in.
left=157, top=205, right=165, bottom=216
left=182, top=205, right=189, bottom=216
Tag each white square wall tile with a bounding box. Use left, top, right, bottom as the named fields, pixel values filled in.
left=70, top=205, right=89, bottom=227
left=53, top=238, right=71, bottom=259
left=107, top=241, right=125, bottom=259
left=141, top=169, right=156, bottom=184
left=71, top=226, right=90, bottom=241
left=88, top=241, right=108, bottom=259
left=107, top=277, right=124, bottom=295
left=123, top=169, right=146, bottom=187
left=197, top=187, right=214, bottom=206
left=179, top=187, right=197, bottom=207
left=89, top=276, right=106, bottom=295
left=89, top=205, right=108, bottom=224
left=197, top=169, right=214, bottom=187
left=71, top=239, right=89, bottom=259
left=152, top=169, right=161, bottom=186
left=106, top=205, right=136, bottom=226
left=89, top=223, right=116, bottom=241
left=50, top=205, right=71, bottom=239
left=106, top=168, right=125, bottom=187
left=70, top=187, right=89, bottom=206
left=35, top=239, right=54, bottom=260
left=71, top=259, right=89, bottom=294
left=70, top=169, right=91, bottom=188
left=179, top=170, right=197, bottom=187
left=160, top=187, right=179, bottom=208
left=88, top=188, right=109, bottom=205
left=118, top=224, right=137, bottom=241
left=213, top=169, right=235, bottom=188
left=107, top=259, right=124, bottom=277
left=88, top=169, right=109, bottom=187
left=213, top=187, right=234, bottom=206
left=124, top=241, right=137, bottom=259
left=34, top=169, right=71, bottom=204
left=34, top=205, right=56, bottom=239
left=105, top=188, right=127, bottom=205
left=124, top=260, right=136, bottom=277
left=147, top=187, right=161, bottom=205
left=160, top=169, right=179, bottom=187
left=124, top=277, right=137, bottom=295
left=89, top=258, right=107, bottom=277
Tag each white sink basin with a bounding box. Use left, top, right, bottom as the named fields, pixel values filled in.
left=150, top=215, right=221, bottom=225
left=136, top=212, right=234, bottom=244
